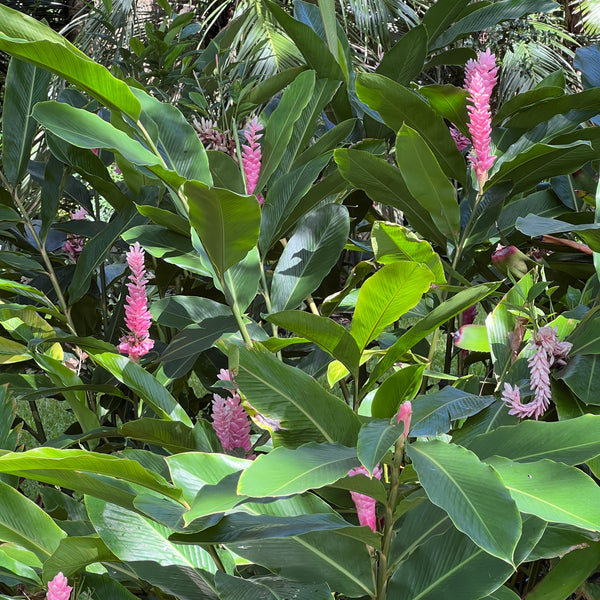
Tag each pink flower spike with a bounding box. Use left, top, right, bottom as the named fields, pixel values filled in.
left=397, top=401, right=412, bottom=439
left=47, top=572, right=72, bottom=600
left=212, top=393, right=253, bottom=456
left=464, top=50, right=498, bottom=189
left=241, top=116, right=264, bottom=205
left=348, top=465, right=383, bottom=532
left=117, top=242, right=154, bottom=361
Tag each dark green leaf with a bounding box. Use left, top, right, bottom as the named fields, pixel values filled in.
left=371, top=365, right=427, bottom=418
left=376, top=25, right=427, bottom=85
left=357, top=419, right=404, bottom=475
left=215, top=572, right=331, bottom=600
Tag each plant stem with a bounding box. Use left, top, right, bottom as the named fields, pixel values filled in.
left=1, top=172, right=77, bottom=334
left=306, top=293, right=320, bottom=316
left=376, top=440, right=403, bottom=600
left=452, top=190, right=484, bottom=271
left=352, top=369, right=361, bottom=412
left=207, top=545, right=226, bottom=572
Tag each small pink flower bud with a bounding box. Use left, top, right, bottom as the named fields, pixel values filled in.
left=47, top=572, right=72, bottom=600
left=491, top=244, right=530, bottom=278
left=348, top=465, right=383, bottom=532
left=397, top=401, right=412, bottom=439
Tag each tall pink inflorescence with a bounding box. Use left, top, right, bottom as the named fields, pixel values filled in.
left=348, top=464, right=383, bottom=532
left=501, top=326, right=572, bottom=420
left=241, top=117, right=264, bottom=206
left=211, top=369, right=253, bottom=457
left=465, top=49, right=498, bottom=189
left=47, top=572, right=72, bottom=600
left=117, top=242, right=155, bottom=361
left=63, top=207, right=88, bottom=262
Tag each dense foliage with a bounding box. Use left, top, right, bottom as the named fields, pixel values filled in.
left=2, top=1, right=600, bottom=599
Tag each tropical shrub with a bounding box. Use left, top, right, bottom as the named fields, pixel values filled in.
left=2, top=1, right=600, bottom=599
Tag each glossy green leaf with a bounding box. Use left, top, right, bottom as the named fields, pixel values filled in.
left=566, top=307, right=600, bottom=354
left=390, top=523, right=514, bottom=600
left=493, top=86, right=565, bottom=126
left=482, top=587, right=522, bottom=600
left=431, top=0, right=559, bottom=50
left=118, top=419, right=197, bottom=454
left=42, top=537, right=117, bottom=582
left=371, top=222, right=445, bottom=284
left=364, top=282, right=500, bottom=395
left=0, top=337, right=29, bottom=364
left=357, top=419, right=404, bottom=475
left=424, top=47, right=477, bottom=70
left=206, top=151, right=245, bottom=194
left=351, top=262, right=434, bottom=352
left=151, top=295, right=231, bottom=329
left=526, top=542, right=600, bottom=600
left=516, top=214, right=600, bottom=252
left=376, top=25, right=427, bottom=85
left=32, top=102, right=183, bottom=188
left=83, top=351, right=192, bottom=426
left=0, top=4, right=140, bottom=118
left=454, top=324, right=491, bottom=352
left=229, top=531, right=373, bottom=598
left=0, top=448, right=182, bottom=502
left=270, top=204, right=349, bottom=312
left=491, top=457, right=600, bottom=531
left=355, top=73, right=467, bottom=185
left=421, top=0, right=471, bottom=46
left=419, top=84, right=469, bottom=135
left=238, top=443, right=358, bottom=497
left=258, top=69, right=317, bottom=189
left=321, top=261, right=374, bottom=317
left=452, top=400, right=518, bottom=447
left=334, top=149, right=446, bottom=248
left=407, top=440, right=521, bottom=562
left=80, top=573, right=141, bottom=600
left=3, top=58, right=51, bottom=186
left=215, top=572, right=331, bottom=600
left=131, top=87, right=211, bottom=185
left=0, top=544, right=41, bottom=585
left=528, top=524, right=598, bottom=561
left=371, top=365, right=426, bottom=418
left=186, top=181, right=261, bottom=280
left=86, top=497, right=218, bottom=600
left=294, top=118, right=355, bottom=168
left=395, top=124, right=460, bottom=241
left=0, top=480, right=65, bottom=560
left=267, top=310, right=360, bottom=373
left=465, top=415, right=600, bottom=465
left=558, top=355, right=600, bottom=405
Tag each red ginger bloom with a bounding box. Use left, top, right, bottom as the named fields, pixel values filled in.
left=242, top=117, right=264, bottom=205
left=211, top=369, right=253, bottom=456
left=117, top=242, right=154, bottom=361
left=47, top=572, right=72, bottom=600
left=465, top=49, right=498, bottom=188
left=348, top=464, right=383, bottom=532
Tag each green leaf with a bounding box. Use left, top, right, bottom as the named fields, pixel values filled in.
left=33, top=102, right=183, bottom=188
left=3, top=58, right=51, bottom=186
left=42, top=537, right=117, bottom=582
left=0, top=337, right=29, bottom=364
left=351, top=262, right=434, bottom=352
left=355, top=73, right=467, bottom=185
left=207, top=151, right=245, bottom=194
left=334, top=148, right=447, bottom=248
left=0, top=544, right=41, bottom=585
left=431, top=0, right=559, bottom=50
left=395, top=124, right=460, bottom=241
left=85, top=497, right=218, bottom=600
left=237, top=346, right=361, bottom=447
left=267, top=310, right=361, bottom=373
left=151, top=296, right=231, bottom=329
left=215, top=572, right=331, bottom=600
left=80, top=574, right=141, bottom=600
left=388, top=524, right=514, bottom=600
left=421, top=0, right=471, bottom=47
left=118, top=419, right=197, bottom=454
left=371, top=365, right=426, bottom=419
left=228, top=531, right=373, bottom=598
left=376, top=25, right=428, bottom=85
left=0, top=480, right=66, bottom=560
left=81, top=350, right=192, bottom=426
left=258, top=69, right=317, bottom=190
left=371, top=222, right=446, bottom=285
left=566, top=307, right=600, bottom=354
left=490, top=457, right=600, bottom=531
left=364, top=283, right=500, bottom=395
left=131, top=88, right=211, bottom=185
left=265, top=2, right=344, bottom=82
left=186, top=181, right=261, bottom=280
left=136, top=204, right=190, bottom=236
left=39, top=155, right=64, bottom=244
left=524, top=542, right=600, bottom=600
left=238, top=443, right=357, bottom=497
left=454, top=324, right=492, bottom=352
left=407, top=440, right=521, bottom=562
left=419, top=84, right=469, bottom=135
left=424, top=48, right=477, bottom=70
left=270, top=204, right=349, bottom=312
left=357, top=419, right=404, bottom=475
left=0, top=4, right=140, bottom=118
left=493, top=86, right=565, bottom=126
left=465, top=415, right=600, bottom=465
left=558, top=355, right=600, bottom=405
left=482, top=587, right=522, bottom=600
left=516, top=214, right=600, bottom=253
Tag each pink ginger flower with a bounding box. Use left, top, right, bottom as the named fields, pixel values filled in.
left=348, top=464, right=383, bottom=532
left=242, top=117, right=264, bottom=206
left=194, top=117, right=236, bottom=155
left=117, top=242, right=154, bottom=361
left=465, top=49, right=498, bottom=188
left=450, top=125, right=471, bottom=152
left=501, top=326, right=572, bottom=420
left=397, top=401, right=412, bottom=440
left=63, top=207, right=88, bottom=262
left=211, top=369, right=253, bottom=456
left=47, top=572, right=72, bottom=600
